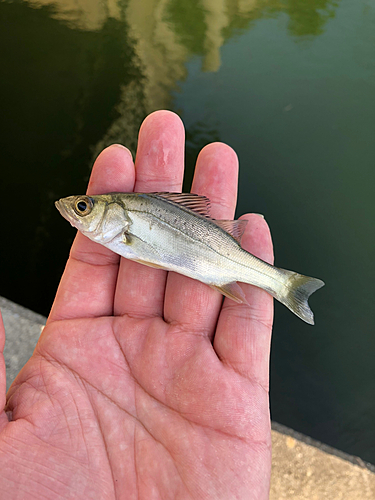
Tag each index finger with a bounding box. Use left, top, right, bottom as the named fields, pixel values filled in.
left=113, top=111, right=185, bottom=318
left=48, top=145, right=135, bottom=323
left=163, top=142, right=239, bottom=334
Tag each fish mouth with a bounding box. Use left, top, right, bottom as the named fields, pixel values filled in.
left=55, top=199, right=68, bottom=219
left=55, top=198, right=77, bottom=227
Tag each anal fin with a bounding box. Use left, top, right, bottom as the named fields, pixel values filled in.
left=210, top=282, right=248, bottom=304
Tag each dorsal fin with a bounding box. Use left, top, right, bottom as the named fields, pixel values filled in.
left=213, top=219, right=248, bottom=243
left=152, top=192, right=211, bottom=218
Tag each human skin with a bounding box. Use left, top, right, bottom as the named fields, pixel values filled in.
left=0, top=110, right=274, bottom=499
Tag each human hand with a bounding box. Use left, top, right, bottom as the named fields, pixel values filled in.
left=0, top=110, right=274, bottom=499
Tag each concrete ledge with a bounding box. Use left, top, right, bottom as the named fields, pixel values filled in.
left=270, top=422, right=375, bottom=499
left=1, top=295, right=374, bottom=498
left=0, top=296, right=46, bottom=391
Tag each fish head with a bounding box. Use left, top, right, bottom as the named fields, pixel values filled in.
left=55, top=194, right=129, bottom=244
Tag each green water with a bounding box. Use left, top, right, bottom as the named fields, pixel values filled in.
left=0, top=0, right=374, bottom=463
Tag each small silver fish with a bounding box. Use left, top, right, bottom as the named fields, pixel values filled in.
left=55, top=192, right=324, bottom=324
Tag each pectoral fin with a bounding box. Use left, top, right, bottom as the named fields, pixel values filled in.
left=210, top=282, right=248, bottom=304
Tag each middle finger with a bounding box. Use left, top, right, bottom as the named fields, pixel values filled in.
left=163, top=142, right=239, bottom=338
left=114, top=111, right=185, bottom=317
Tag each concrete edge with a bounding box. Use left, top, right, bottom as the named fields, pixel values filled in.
left=271, top=421, right=375, bottom=473
left=0, top=296, right=47, bottom=325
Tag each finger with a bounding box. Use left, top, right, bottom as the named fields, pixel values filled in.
left=214, top=214, right=274, bottom=388
left=0, top=310, right=7, bottom=431
left=48, top=145, right=135, bottom=323
left=114, top=111, right=185, bottom=317
left=163, top=143, right=239, bottom=336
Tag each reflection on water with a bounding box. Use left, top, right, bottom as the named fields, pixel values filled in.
left=21, top=0, right=341, bottom=117
left=10, top=0, right=341, bottom=159
left=0, top=0, right=145, bottom=315
left=1, top=0, right=374, bottom=464
left=279, top=0, right=339, bottom=37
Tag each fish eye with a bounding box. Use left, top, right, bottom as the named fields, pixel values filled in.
left=74, top=197, right=93, bottom=216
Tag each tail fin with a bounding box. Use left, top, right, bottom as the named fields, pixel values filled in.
left=274, top=271, right=325, bottom=325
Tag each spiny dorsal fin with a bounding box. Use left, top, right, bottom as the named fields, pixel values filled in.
left=213, top=219, right=248, bottom=243
left=150, top=193, right=247, bottom=242
left=152, top=192, right=211, bottom=217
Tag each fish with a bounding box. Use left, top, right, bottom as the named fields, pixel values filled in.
left=55, top=192, right=324, bottom=324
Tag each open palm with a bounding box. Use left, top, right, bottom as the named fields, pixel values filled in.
left=0, top=111, right=274, bottom=499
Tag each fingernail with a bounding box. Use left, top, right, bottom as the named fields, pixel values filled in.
left=112, top=144, right=133, bottom=160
